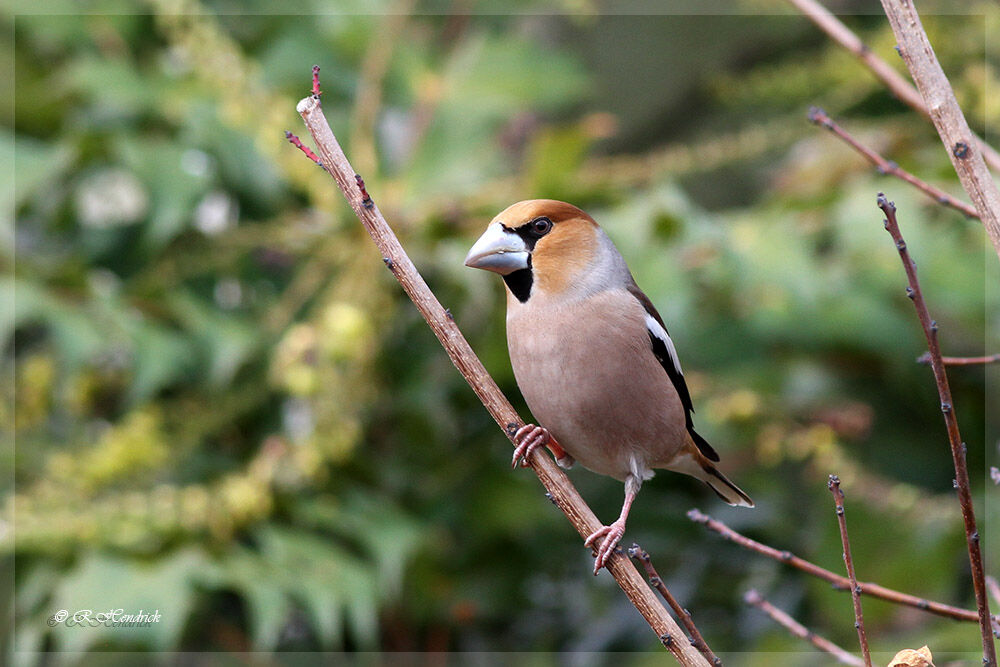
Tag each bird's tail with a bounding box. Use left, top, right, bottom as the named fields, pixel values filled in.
left=666, top=444, right=755, bottom=508
left=700, top=464, right=754, bottom=508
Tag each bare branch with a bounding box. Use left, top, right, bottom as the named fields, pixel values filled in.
left=808, top=107, right=977, bottom=220
left=785, top=0, right=1000, bottom=176
left=744, top=589, right=865, bottom=666
left=877, top=194, right=996, bottom=666
left=292, top=69, right=709, bottom=666
left=880, top=0, right=1000, bottom=263
left=828, top=475, right=873, bottom=666
left=628, top=544, right=721, bottom=666
left=917, top=352, right=1000, bottom=367
left=688, top=508, right=992, bottom=625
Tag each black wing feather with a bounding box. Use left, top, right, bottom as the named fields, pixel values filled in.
left=630, top=284, right=721, bottom=462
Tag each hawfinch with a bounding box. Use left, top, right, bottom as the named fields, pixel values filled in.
left=465, top=199, right=753, bottom=574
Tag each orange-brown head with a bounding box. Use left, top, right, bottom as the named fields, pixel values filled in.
left=464, top=199, right=608, bottom=302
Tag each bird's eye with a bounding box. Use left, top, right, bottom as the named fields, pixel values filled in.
left=529, top=217, right=552, bottom=236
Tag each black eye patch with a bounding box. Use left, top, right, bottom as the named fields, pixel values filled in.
left=505, top=217, right=553, bottom=250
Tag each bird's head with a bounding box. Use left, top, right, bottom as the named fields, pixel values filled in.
left=464, top=199, right=603, bottom=303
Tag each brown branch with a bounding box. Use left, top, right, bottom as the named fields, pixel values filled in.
left=785, top=0, right=1000, bottom=176
left=917, top=352, right=1000, bottom=367
left=292, top=70, right=709, bottom=666
left=880, top=0, right=1000, bottom=263
left=808, top=107, right=978, bottom=219
left=688, top=508, right=993, bottom=624
left=828, top=475, right=873, bottom=666
left=628, top=544, right=721, bottom=666
left=877, top=194, right=996, bottom=666
left=744, top=589, right=865, bottom=666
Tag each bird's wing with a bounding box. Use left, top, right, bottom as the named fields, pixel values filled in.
left=626, top=283, right=721, bottom=462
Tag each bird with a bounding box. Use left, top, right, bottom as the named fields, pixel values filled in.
left=464, top=199, right=753, bottom=574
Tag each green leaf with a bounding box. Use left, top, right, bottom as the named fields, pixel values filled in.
left=125, top=322, right=196, bottom=405
left=202, top=526, right=381, bottom=650
left=164, top=291, right=259, bottom=389
left=63, top=55, right=163, bottom=117
left=44, top=549, right=207, bottom=652
left=114, top=137, right=212, bottom=251
left=7, top=279, right=105, bottom=371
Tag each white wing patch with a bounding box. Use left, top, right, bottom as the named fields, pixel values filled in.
left=645, top=313, right=683, bottom=376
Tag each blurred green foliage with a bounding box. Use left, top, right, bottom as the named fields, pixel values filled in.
left=4, top=1, right=999, bottom=663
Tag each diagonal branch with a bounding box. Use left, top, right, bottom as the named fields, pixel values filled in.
left=828, top=475, right=872, bottom=667
left=807, top=107, right=977, bottom=220
left=744, top=589, right=865, bottom=666
left=688, top=508, right=995, bottom=626
left=880, top=0, right=1000, bottom=263
left=785, top=0, right=1000, bottom=175
left=628, top=544, right=722, bottom=666
left=291, top=70, right=709, bottom=666
left=877, top=194, right=996, bottom=666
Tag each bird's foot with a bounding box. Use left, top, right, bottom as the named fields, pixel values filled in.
left=584, top=519, right=627, bottom=575
left=512, top=424, right=574, bottom=469
left=512, top=424, right=551, bottom=468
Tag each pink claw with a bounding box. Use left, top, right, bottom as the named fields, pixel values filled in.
left=584, top=520, right=627, bottom=575
left=512, top=424, right=550, bottom=468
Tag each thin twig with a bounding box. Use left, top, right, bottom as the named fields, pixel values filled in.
left=880, top=0, right=1000, bottom=264
left=688, top=508, right=992, bottom=624
left=292, top=68, right=708, bottom=666
left=628, top=544, right=721, bottom=666
left=807, top=107, right=977, bottom=219
left=989, top=577, right=1000, bottom=609
left=285, top=130, right=326, bottom=170
left=828, top=475, right=873, bottom=666
left=877, top=193, right=996, bottom=666
left=917, top=352, right=1000, bottom=367
left=744, top=589, right=865, bottom=666
left=785, top=0, right=1000, bottom=175
left=989, top=576, right=1000, bottom=638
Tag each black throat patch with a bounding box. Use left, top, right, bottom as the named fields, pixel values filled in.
left=502, top=266, right=533, bottom=303
left=498, top=222, right=543, bottom=303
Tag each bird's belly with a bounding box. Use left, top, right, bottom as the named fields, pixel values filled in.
left=507, top=298, right=687, bottom=481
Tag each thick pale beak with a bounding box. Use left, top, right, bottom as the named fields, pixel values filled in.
left=464, top=223, right=530, bottom=275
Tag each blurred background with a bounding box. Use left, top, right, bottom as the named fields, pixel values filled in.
left=4, top=0, right=999, bottom=663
